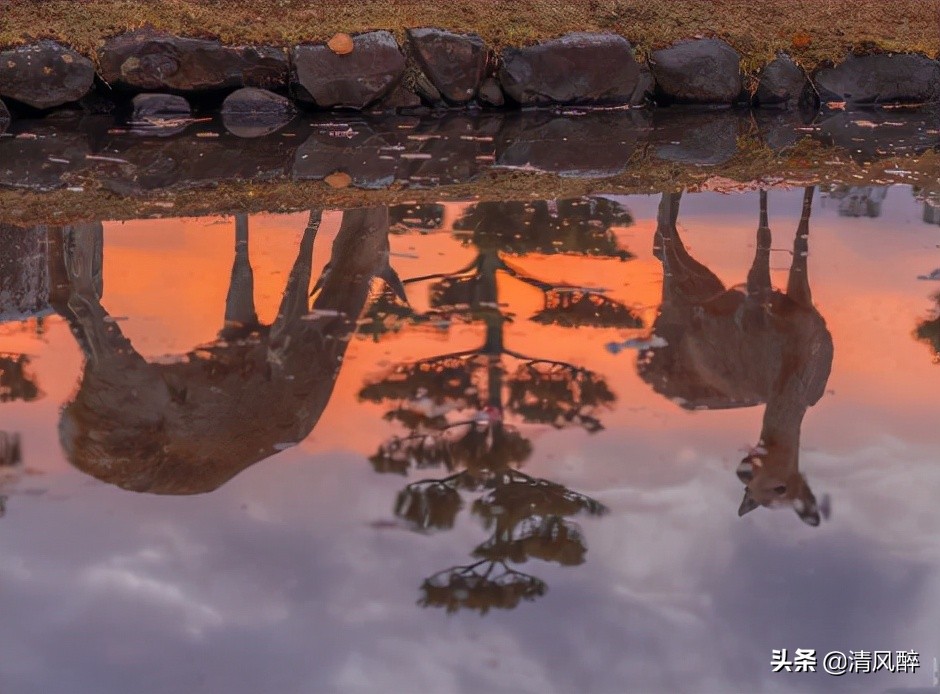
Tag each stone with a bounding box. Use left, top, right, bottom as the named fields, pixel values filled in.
left=495, top=110, right=648, bottom=177
left=649, top=108, right=743, bottom=165
left=407, top=28, right=488, bottom=104
left=756, top=54, right=813, bottom=108
left=291, top=31, right=406, bottom=109
left=99, top=128, right=297, bottom=194
left=327, top=33, right=354, bottom=56
left=813, top=53, right=940, bottom=106
left=221, top=87, right=295, bottom=137
left=0, top=120, right=92, bottom=191
left=813, top=109, right=940, bottom=161
left=132, top=93, right=191, bottom=119
left=98, top=29, right=288, bottom=92
left=0, top=41, right=95, bottom=109
left=478, top=77, right=504, bottom=107
left=649, top=38, right=742, bottom=105
left=293, top=119, right=401, bottom=187
left=371, top=82, right=422, bottom=112
left=498, top=32, right=641, bottom=105
left=0, top=99, right=9, bottom=135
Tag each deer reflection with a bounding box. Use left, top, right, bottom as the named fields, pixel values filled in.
left=51, top=208, right=391, bottom=494
left=362, top=198, right=628, bottom=613
left=639, top=188, right=833, bottom=525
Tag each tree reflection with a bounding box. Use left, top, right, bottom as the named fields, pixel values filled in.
left=639, top=189, right=833, bottom=525
left=48, top=209, right=392, bottom=494
left=0, top=354, right=40, bottom=403
left=362, top=198, right=626, bottom=613
left=915, top=294, right=940, bottom=363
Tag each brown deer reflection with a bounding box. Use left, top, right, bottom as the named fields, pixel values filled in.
left=50, top=208, right=391, bottom=494
left=639, top=188, right=833, bottom=525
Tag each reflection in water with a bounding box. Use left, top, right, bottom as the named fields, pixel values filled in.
left=639, top=188, right=833, bottom=525
left=49, top=209, right=392, bottom=494
left=360, top=199, right=636, bottom=612
left=915, top=293, right=940, bottom=363
left=827, top=185, right=888, bottom=218
left=0, top=353, right=40, bottom=402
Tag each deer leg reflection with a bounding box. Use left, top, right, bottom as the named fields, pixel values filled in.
left=747, top=190, right=773, bottom=298
left=786, top=186, right=815, bottom=308
left=49, top=224, right=145, bottom=369
left=655, top=192, right=725, bottom=304
left=220, top=213, right=259, bottom=340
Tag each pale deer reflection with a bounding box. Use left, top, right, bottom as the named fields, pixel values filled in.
left=51, top=208, right=392, bottom=494
left=639, top=188, right=833, bottom=525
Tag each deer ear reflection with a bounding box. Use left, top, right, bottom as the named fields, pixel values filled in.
left=738, top=490, right=760, bottom=517
left=793, top=483, right=821, bottom=526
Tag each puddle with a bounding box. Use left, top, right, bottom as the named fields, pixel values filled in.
left=2, top=186, right=940, bottom=692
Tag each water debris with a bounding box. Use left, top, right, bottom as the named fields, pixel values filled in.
left=399, top=153, right=433, bottom=160
left=605, top=335, right=668, bottom=354
left=47, top=157, right=70, bottom=164
left=85, top=154, right=129, bottom=164
left=301, top=308, right=345, bottom=320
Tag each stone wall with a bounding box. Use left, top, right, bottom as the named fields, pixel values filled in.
left=1, top=29, right=939, bottom=127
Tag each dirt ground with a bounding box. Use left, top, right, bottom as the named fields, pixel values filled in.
left=2, top=0, right=938, bottom=71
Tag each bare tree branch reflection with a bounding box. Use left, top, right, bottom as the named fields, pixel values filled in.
left=364, top=198, right=623, bottom=612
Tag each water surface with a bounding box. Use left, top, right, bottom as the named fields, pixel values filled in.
left=2, top=187, right=940, bottom=693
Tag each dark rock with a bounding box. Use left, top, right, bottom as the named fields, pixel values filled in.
left=0, top=121, right=91, bottom=191
left=813, top=53, right=940, bottom=106
left=293, top=118, right=402, bottom=187
left=478, top=77, right=505, bottom=107
left=813, top=107, right=940, bottom=161
left=0, top=41, right=95, bottom=109
left=132, top=93, right=191, bottom=119
left=98, top=125, right=298, bottom=195
left=630, top=64, right=655, bottom=106
left=293, top=114, right=501, bottom=188
left=495, top=110, right=649, bottom=177
left=407, top=28, right=488, bottom=104
left=128, top=93, right=192, bottom=136
left=397, top=115, right=500, bottom=186
left=649, top=108, right=743, bottom=165
left=649, top=38, right=742, bottom=105
left=0, top=99, right=9, bottom=134
left=756, top=54, right=814, bottom=109
left=754, top=110, right=809, bottom=151
left=291, top=31, right=406, bottom=109
left=98, top=29, right=288, bottom=92
left=498, top=32, right=641, bottom=105
left=371, top=83, right=422, bottom=113
left=221, top=87, right=295, bottom=137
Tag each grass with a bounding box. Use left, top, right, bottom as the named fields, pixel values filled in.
left=2, top=139, right=938, bottom=225
left=1, top=1, right=938, bottom=72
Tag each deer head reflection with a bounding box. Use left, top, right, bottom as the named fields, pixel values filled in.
left=52, top=208, right=392, bottom=494
left=639, top=188, right=833, bottom=525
